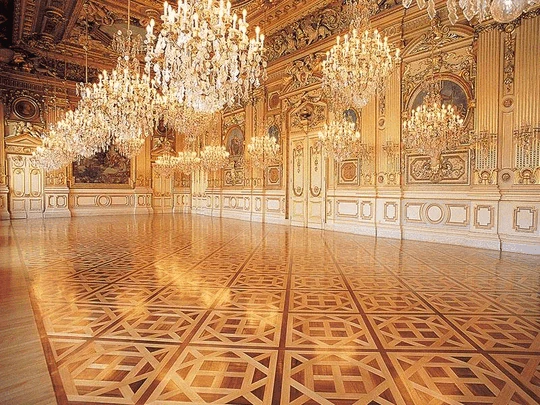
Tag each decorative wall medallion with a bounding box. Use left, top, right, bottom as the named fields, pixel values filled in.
left=268, top=92, right=281, bottom=110
left=339, top=160, right=358, bottom=185
left=266, top=166, right=281, bottom=186
left=425, top=203, right=445, bottom=224
left=11, top=96, right=40, bottom=121
left=513, top=207, right=538, bottom=233
left=502, top=96, right=514, bottom=109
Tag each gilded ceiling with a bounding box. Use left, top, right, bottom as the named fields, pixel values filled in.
left=0, top=0, right=400, bottom=82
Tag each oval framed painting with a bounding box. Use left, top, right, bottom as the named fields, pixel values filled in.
left=12, top=96, right=40, bottom=122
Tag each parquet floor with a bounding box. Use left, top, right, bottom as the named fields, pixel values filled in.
left=2, top=214, right=540, bottom=404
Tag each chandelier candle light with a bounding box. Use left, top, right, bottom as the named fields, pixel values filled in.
left=145, top=0, right=267, bottom=113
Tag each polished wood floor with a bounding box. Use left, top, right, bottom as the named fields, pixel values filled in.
left=1, top=214, right=539, bottom=404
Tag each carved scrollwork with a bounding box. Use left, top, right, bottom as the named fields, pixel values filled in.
left=265, top=5, right=348, bottom=62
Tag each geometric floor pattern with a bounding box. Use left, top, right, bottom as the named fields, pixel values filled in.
left=7, top=214, right=540, bottom=404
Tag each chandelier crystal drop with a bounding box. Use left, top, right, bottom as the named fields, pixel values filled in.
left=144, top=0, right=267, bottom=113
left=322, top=1, right=400, bottom=110
left=246, top=135, right=281, bottom=169
left=200, top=145, right=230, bottom=172
left=402, top=80, right=465, bottom=168
left=318, top=114, right=364, bottom=162
left=176, top=151, right=201, bottom=174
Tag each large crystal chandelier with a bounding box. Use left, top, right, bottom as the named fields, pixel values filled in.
left=318, top=113, right=366, bottom=162
left=246, top=135, right=280, bottom=169
left=403, top=79, right=465, bottom=169
left=322, top=0, right=400, bottom=110
left=403, top=0, right=538, bottom=24
left=144, top=0, right=267, bottom=113
left=200, top=145, right=230, bottom=171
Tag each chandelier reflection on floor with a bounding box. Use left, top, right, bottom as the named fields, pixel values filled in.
left=403, top=0, right=538, bottom=24
left=145, top=0, right=267, bottom=113
left=322, top=0, right=400, bottom=110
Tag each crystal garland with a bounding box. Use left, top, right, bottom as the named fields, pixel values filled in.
left=144, top=0, right=267, bottom=113
left=402, top=80, right=465, bottom=169
left=403, top=0, right=538, bottom=24
left=318, top=115, right=364, bottom=162
left=322, top=1, right=400, bottom=110
left=246, top=135, right=280, bottom=169
left=200, top=145, right=230, bottom=172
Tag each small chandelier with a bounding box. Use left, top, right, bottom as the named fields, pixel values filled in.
left=154, top=149, right=179, bottom=176
left=145, top=0, right=267, bottom=113
left=322, top=0, right=400, bottom=110
left=158, top=94, right=219, bottom=144
left=403, top=0, right=538, bottom=24
left=318, top=113, right=366, bottom=162
left=246, top=135, right=280, bottom=169
left=200, top=145, right=230, bottom=172
left=176, top=150, right=201, bottom=174
left=403, top=79, right=465, bottom=169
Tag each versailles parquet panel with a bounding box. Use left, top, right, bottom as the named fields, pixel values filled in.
left=3, top=214, right=540, bottom=404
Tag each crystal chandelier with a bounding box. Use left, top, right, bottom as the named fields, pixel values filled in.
left=176, top=151, right=201, bottom=174
left=144, top=0, right=267, bottom=113
left=322, top=0, right=400, bottom=110
left=200, top=145, right=230, bottom=172
left=75, top=0, right=158, bottom=159
left=318, top=113, right=366, bottom=162
left=403, top=0, right=538, bottom=24
left=402, top=79, right=465, bottom=169
left=246, top=135, right=280, bottom=169
left=157, top=94, right=219, bottom=144
left=154, top=149, right=179, bottom=176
